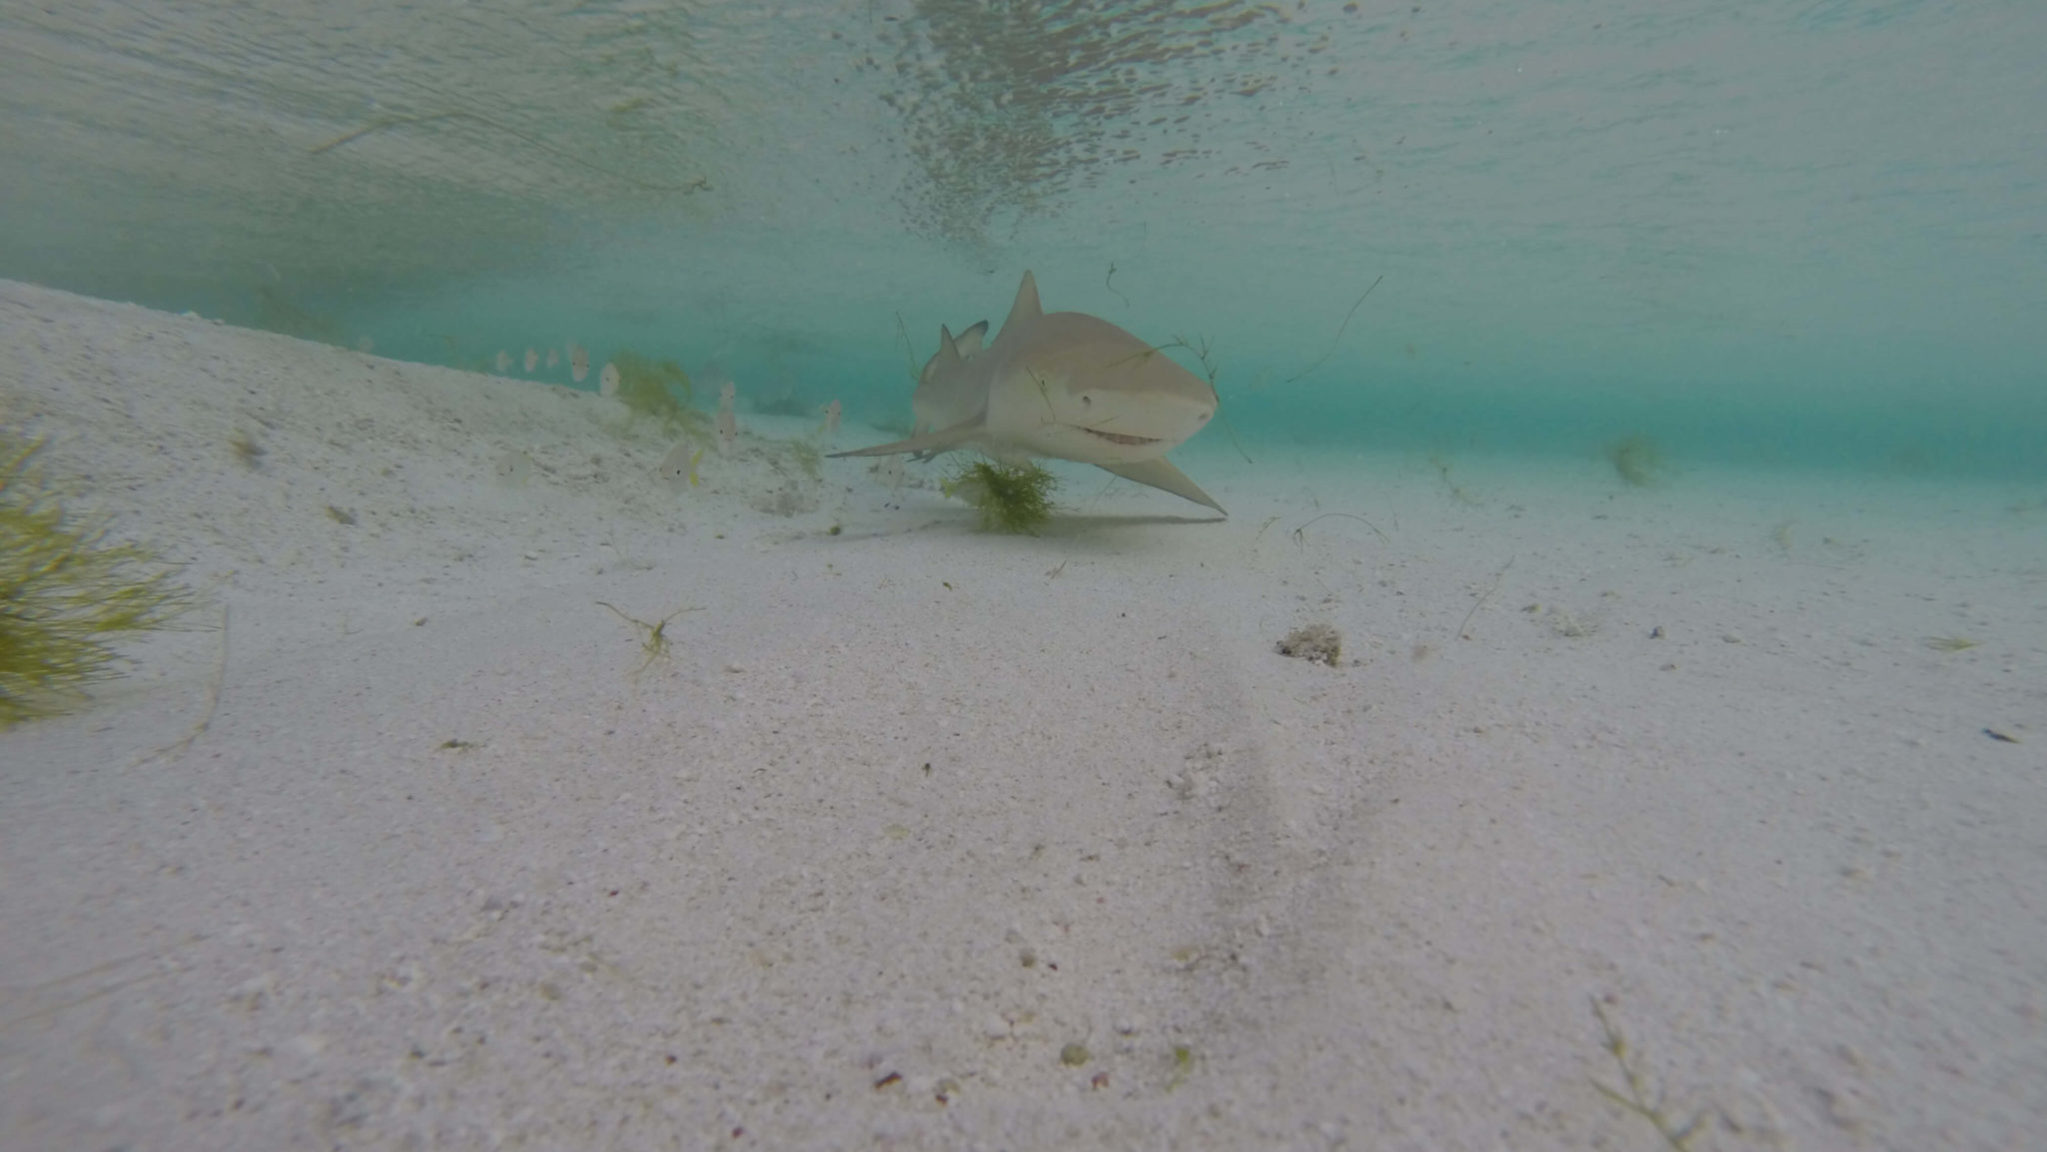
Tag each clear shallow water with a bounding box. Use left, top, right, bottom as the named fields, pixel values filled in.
left=2, top=1, right=2042, bottom=478
left=4, top=11, right=2046, bottom=1145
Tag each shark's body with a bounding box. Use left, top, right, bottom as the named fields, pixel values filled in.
left=832, top=272, right=1224, bottom=515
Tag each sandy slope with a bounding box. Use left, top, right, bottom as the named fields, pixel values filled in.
left=2, top=279, right=2043, bottom=1150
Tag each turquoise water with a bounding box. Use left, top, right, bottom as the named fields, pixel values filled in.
left=3, top=1, right=2042, bottom=478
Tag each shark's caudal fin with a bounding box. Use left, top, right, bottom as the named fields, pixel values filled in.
left=1097, top=458, right=1226, bottom=516
left=827, top=417, right=980, bottom=459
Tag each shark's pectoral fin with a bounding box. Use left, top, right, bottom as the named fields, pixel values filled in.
left=829, top=417, right=980, bottom=460
left=1097, top=458, right=1226, bottom=516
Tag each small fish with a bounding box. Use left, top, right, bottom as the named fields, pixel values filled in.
left=817, top=399, right=842, bottom=448
left=545, top=347, right=560, bottom=368
left=494, top=349, right=512, bottom=373
left=570, top=343, right=590, bottom=383
left=657, top=441, right=707, bottom=492
left=524, top=347, right=538, bottom=373
left=717, top=382, right=738, bottom=454
left=599, top=362, right=621, bottom=398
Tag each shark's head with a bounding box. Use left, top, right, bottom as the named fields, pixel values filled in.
left=994, top=315, right=1219, bottom=464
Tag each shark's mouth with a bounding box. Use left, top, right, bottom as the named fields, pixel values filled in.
left=1078, top=427, right=1161, bottom=446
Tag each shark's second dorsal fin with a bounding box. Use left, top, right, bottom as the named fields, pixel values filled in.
left=997, top=271, right=1042, bottom=342
left=934, top=324, right=964, bottom=370
left=954, top=319, right=989, bottom=357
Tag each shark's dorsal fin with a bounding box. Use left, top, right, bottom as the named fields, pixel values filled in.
left=997, top=271, right=1042, bottom=343
left=934, top=324, right=964, bottom=371
left=954, top=320, right=989, bottom=357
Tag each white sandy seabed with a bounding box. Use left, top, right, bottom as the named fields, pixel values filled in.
left=1, top=278, right=2042, bottom=1151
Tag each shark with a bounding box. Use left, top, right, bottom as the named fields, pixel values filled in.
left=830, top=271, right=1225, bottom=515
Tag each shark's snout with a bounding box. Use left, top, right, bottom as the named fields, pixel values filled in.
left=1066, top=388, right=1214, bottom=453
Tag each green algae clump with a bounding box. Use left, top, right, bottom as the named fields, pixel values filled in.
left=785, top=438, right=823, bottom=481
left=1, top=428, right=195, bottom=729
left=1605, top=434, right=1668, bottom=487
left=612, top=351, right=708, bottom=439
left=942, top=459, right=1057, bottom=534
